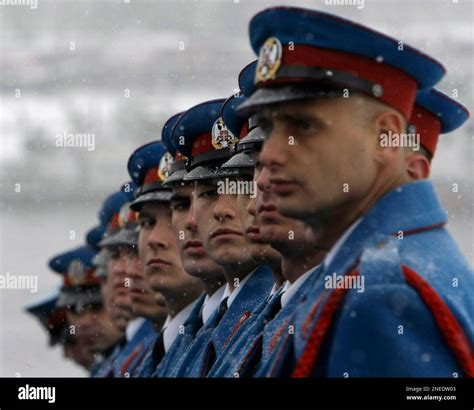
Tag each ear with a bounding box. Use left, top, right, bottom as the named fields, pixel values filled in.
left=373, top=109, right=407, bottom=164
left=376, top=108, right=406, bottom=136
left=406, top=152, right=431, bottom=180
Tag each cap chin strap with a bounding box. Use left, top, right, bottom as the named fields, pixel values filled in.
left=266, top=65, right=383, bottom=98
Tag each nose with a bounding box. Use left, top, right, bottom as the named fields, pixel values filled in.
left=147, top=222, right=169, bottom=251
left=125, top=255, right=142, bottom=279
left=259, top=131, right=288, bottom=170
left=256, top=166, right=272, bottom=192
left=185, top=200, right=198, bottom=232
left=213, top=193, right=236, bottom=222
left=247, top=191, right=258, bottom=217
left=75, top=311, right=94, bottom=329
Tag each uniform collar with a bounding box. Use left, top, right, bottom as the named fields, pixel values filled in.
left=125, top=317, right=145, bottom=342
left=281, top=265, right=318, bottom=308
left=163, top=299, right=199, bottom=352
left=325, top=180, right=447, bottom=277
left=226, top=267, right=255, bottom=308
left=269, top=282, right=283, bottom=298
left=323, top=219, right=362, bottom=271
left=201, top=283, right=226, bottom=325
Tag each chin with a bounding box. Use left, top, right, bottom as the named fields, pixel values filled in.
left=213, top=251, right=243, bottom=267
left=275, top=196, right=312, bottom=220
left=249, top=244, right=271, bottom=261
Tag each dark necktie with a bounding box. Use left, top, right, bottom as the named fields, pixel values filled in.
left=152, top=331, right=165, bottom=368
left=267, top=291, right=284, bottom=323
left=202, top=297, right=229, bottom=376
left=215, top=296, right=229, bottom=325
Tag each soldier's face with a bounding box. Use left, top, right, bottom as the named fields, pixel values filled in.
left=63, top=339, right=95, bottom=370
left=253, top=153, right=309, bottom=248
left=193, top=180, right=253, bottom=268
left=138, top=202, right=202, bottom=301
left=238, top=176, right=281, bottom=265
left=107, top=246, right=133, bottom=326
left=66, top=304, right=120, bottom=352
left=99, top=275, right=126, bottom=332
left=257, top=96, right=380, bottom=223
left=125, top=248, right=167, bottom=323
left=170, top=183, right=225, bottom=281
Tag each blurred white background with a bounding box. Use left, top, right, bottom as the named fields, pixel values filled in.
left=0, top=0, right=472, bottom=376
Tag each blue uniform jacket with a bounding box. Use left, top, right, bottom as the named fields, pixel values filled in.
left=207, top=286, right=285, bottom=377
left=277, top=180, right=473, bottom=377
left=91, top=342, right=123, bottom=378
left=172, top=264, right=274, bottom=377
left=153, top=293, right=207, bottom=377
left=112, top=319, right=157, bottom=377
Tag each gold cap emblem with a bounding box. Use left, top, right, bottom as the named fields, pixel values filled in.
left=255, top=37, right=283, bottom=83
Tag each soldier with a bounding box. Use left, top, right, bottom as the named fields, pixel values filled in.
left=167, top=99, right=274, bottom=377
left=208, top=71, right=326, bottom=377
left=90, top=188, right=133, bottom=377
left=25, top=288, right=68, bottom=348
left=126, top=141, right=204, bottom=377
left=48, top=245, right=122, bottom=375
left=237, top=6, right=473, bottom=377
left=99, top=182, right=167, bottom=377
left=138, top=113, right=227, bottom=377
left=98, top=189, right=135, bottom=337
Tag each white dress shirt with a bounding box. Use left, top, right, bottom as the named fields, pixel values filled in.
left=281, top=266, right=319, bottom=308
left=125, top=317, right=146, bottom=342
left=323, top=218, right=362, bottom=270
left=162, top=299, right=199, bottom=352
left=201, top=284, right=226, bottom=325
left=226, top=268, right=254, bottom=308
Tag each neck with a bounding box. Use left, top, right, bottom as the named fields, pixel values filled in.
left=309, top=175, right=406, bottom=253
left=270, top=263, right=285, bottom=287
left=201, top=275, right=226, bottom=296
left=271, top=240, right=325, bottom=284
left=164, top=289, right=200, bottom=318
left=222, top=259, right=259, bottom=292
left=150, top=315, right=166, bottom=332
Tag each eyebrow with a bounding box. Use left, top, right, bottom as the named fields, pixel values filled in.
left=276, top=111, right=327, bottom=129
left=195, top=181, right=219, bottom=189
left=169, top=193, right=191, bottom=202
left=137, top=210, right=153, bottom=219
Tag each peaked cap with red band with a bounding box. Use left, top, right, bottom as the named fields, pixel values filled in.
left=171, top=99, right=240, bottom=182
left=238, top=6, right=446, bottom=118
left=127, top=141, right=172, bottom=211
left=411, top=89, right=470, bottom=157
left=25, top=288, right=68, bottom=346
left=161, top=112, right=190, bottom=186
left=98, top=186, right=132, bottom=247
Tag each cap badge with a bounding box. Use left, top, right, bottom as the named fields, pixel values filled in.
left=118, top=203, right=131, bottom=228
left=212, top=118, right=238, bottom=149
left=256, top=37, right=282, bottom=83
left=158, top=152, right=174, bottom=181
left=68, top=259, right=86, bottom=286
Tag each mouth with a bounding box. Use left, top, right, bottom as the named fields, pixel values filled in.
left=245, top=226, right=264, bottom=243
left=257, top=203, right=281, bottom=220
left=209, top=227, right=244, bottom=240
left=183, top=240, right=206, bottom=256
left=130, top=286, right=146, bottom=295
left=269, top=178, right=298, bottom=194
left=146, top=258, right=171, bottom=269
